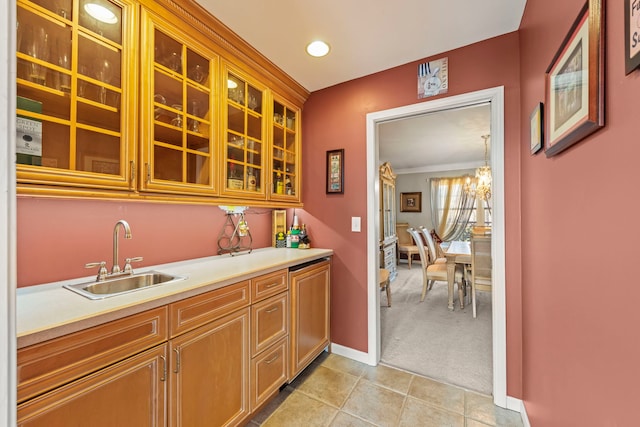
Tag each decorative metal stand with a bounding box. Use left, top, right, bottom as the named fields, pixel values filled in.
left=217, top=206, right=252, bottom=256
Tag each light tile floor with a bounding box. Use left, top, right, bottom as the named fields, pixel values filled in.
left=249, top=353, right=523, bottom=427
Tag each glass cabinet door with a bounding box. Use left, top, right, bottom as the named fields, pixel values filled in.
left=222, top=64, right=266, bottom=197
left=139, top=12, right=217, bottom=195
left=16, top=0, right=136, bottom=190
left=270, top=97, right=300, bottom=200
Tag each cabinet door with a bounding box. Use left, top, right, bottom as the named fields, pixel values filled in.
left=221, top=63, right=267, bottom=198
left=269, top=95, right=300, bottom=201
left=16, top=0, right=137, bottom=191
left=139, top=9, right=218, bottom=195
left=169, top=307, right=250, bottom=427
left=17, top=344, right=167, bottom=427
left=289, top=260, right=331, bottom=379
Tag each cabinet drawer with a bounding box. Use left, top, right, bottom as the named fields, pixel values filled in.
left=383, top=244, right=395, bottom=259
left=250, top=337, right=288, bottom=412
left=17, top=307, right=168, bottom=404
left=251, top=269, right=288, bottom=302
left=169, top=280, right=250, bottom=338
left=251, top=292, right=288, bottom=356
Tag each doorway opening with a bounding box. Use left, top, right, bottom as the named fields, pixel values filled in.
left=365, top=87, right=507, bottom=408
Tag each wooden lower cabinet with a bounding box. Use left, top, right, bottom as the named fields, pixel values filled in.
left=169, top=307, right=250, bottom=427
left=17, top=344, right=167, bottom=427
left=289, top=259, right=331, bottom=379
left=16, top=261, right=330, bottom=426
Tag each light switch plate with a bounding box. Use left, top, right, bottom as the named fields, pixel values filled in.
left=351, top=217, right=361, bottom=232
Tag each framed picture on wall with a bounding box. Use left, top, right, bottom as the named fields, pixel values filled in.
left=530, top=102, right=544, bottom=154
left=625, top=0, right=640, bottom=74
left=544, top=0, right=605, bottom=157
left=417, top=57, right=448, bottom=99
left=400, top=192, right=421, bottom=212
left=326, top=149, right=344, bottom=194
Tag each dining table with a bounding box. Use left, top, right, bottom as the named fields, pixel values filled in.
left=443, top=240, right=471, bottom=311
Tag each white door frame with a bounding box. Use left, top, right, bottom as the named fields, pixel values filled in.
left=365, top=86, right=507, bottom=408
left=2, top=0, right=18, bottom=423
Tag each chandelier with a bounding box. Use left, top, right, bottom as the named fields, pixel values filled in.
left=464, top=134, right=492, bottom=201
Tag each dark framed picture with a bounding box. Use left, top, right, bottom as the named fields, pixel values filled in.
left=625, top=0, right=640, bottom=74
left=326, top=149, right=344, bottom=194
left=544, top=0, right=605, bottom=157
left=530, top=102, right=544, bottom=154
left=400, top=192, right=421, bottom=212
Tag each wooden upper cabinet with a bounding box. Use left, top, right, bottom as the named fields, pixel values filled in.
left=269, top=95, right=301, bottom=202
left=16, top=0, right=138, bottom=191
left=16, top=0, right=308, bottom=205
left=138, top=8, right=219, bottom=196
left=220, top=62, right=268, bottom=199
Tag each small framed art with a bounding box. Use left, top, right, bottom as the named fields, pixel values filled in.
left=530, top=102, right=543, bottom=154
left=544, top=0, right=605, bottom=157
left=326, top=149, right=344, bottom=194
left=400, top=192, right=421, bottom=213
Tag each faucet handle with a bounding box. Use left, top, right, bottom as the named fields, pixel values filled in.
left=123, top=257, right=143, bottom=274
left=85, top=261, right=108, bottom=281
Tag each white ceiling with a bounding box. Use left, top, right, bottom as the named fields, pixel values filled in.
left=378, top=103, right=492, bottom=174
left=196, top=0, right=526, bottom=172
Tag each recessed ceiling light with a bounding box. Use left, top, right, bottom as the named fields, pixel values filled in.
left=306, top=40, right=330, bottom=57
left=84, top=3, right=118, bottom=24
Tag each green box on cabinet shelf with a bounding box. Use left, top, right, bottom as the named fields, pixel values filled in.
left=16, top=96, right=43, bottom=166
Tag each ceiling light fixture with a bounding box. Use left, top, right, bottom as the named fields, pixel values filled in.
left=84, top=3, right=118, bottom=24
left=306, top=40, right=330, bottom=57
left=464, top=134, right=492, bottom=202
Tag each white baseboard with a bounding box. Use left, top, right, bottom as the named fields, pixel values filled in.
left=507, top=396, right=530, bottom=427
left=330, top=343, right=376, bottom=366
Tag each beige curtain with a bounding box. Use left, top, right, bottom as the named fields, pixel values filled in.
left=430, top=177, right=475, bottom=241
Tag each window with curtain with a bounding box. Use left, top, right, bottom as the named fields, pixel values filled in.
left=430, top=177, right=484, bottom=241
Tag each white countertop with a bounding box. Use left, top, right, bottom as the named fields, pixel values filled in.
left=17, top=247, right=333, bottom=348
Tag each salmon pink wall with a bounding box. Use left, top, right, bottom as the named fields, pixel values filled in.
left=17, top=197, right=272, bottom=286
left=302, top=33, right=523, bottom=395
left=519, top=0, right=640, bottom=425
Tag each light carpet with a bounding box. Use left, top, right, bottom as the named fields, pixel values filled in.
left=380, top=263, right=493, bottom=395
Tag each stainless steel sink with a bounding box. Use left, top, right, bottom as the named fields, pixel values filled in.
left=64, top=271, right=187, bottom=300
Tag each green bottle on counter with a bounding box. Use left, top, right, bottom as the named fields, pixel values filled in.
left=290, top=227, right=300, bottom=248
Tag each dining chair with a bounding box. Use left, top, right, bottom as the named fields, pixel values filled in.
left=420, top=226, right=471, bottom=306
left=407, top=227, right=464, bottom=303
left=396, top=222, right=420, bottom=269
left=418, top=226, right=447, bottom=264
left=470, top=234, right=492, bottom=318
